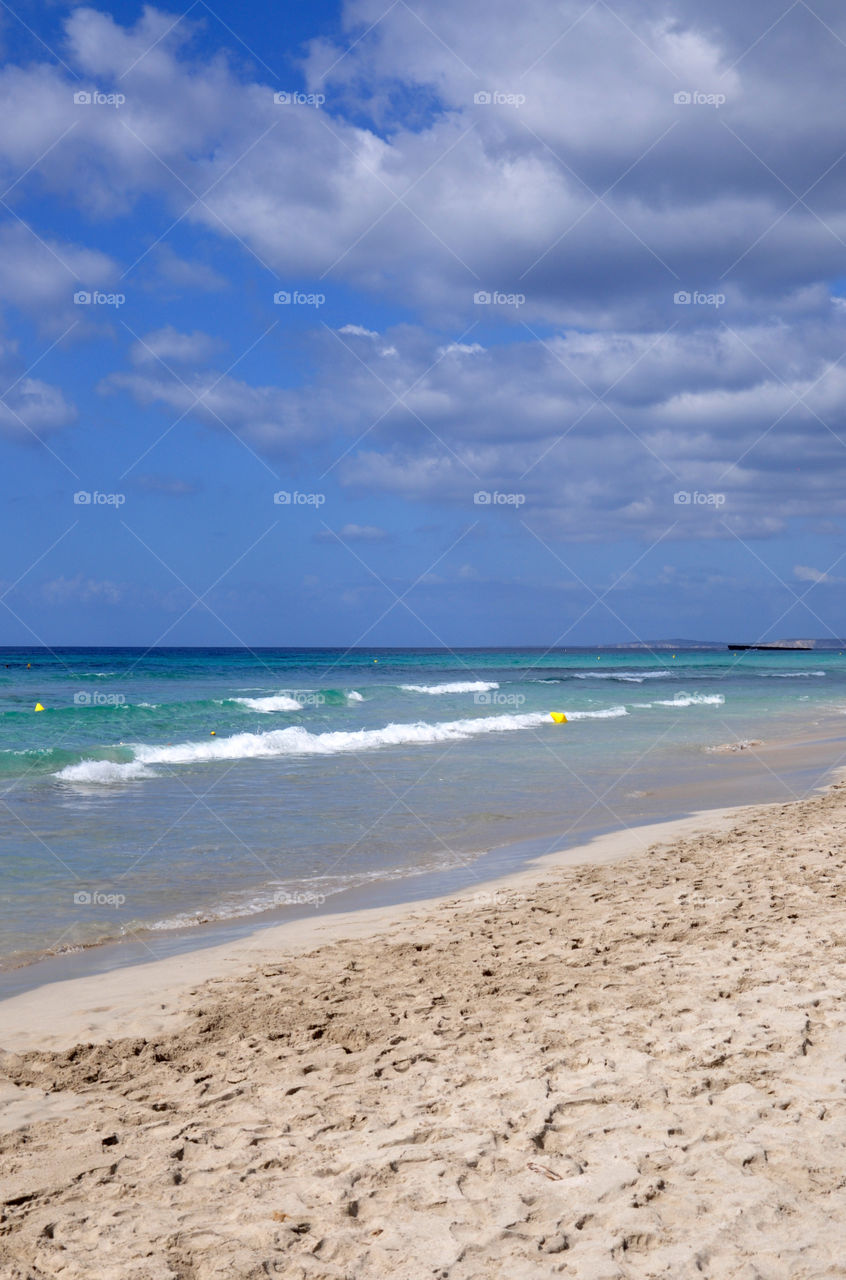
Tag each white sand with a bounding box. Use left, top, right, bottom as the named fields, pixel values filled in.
left=2, top=788, right=846, bottom=1278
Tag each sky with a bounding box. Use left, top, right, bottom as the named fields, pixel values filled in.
left=2, top=0, right=846, bottom=647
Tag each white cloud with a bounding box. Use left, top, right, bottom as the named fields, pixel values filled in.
left=0, top=335, right=76, bottom=437
left=41, top=574, right=123, bottom=605
left=793, top=565, right=844, bottom=584
left=103, top=311, right=846, bottom=538
left=334, top=523, right=388, bottom=541
left=1, top=3, right=844, bottom=330
left=4, top=3, right=846, bottom=552
left=129, top=327, right=223, bottom=367
left=0, top=224, right=118, bottom=317
left=438, top=343, right=484, bottom=356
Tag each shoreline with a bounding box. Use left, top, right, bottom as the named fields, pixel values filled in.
left=0, top=777, right=831, bottom=1056
left=5, top=758, right=846, bottom=1274
left=3, top=716, right=846, bottom=1004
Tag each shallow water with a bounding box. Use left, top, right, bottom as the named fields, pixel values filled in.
left=1, top=645, right=844, bottom=970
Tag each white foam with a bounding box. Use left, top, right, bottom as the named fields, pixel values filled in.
left=233, top=694, right=302, bottom=712
left=131, top=712, right=550, bottom=765
left=574, top=670, right=672, bottom=682
left=759, top=671, right=825, bottom=678
left=654, top=692, right=725, bottom=707
left=564, top=705, right=628, bottom=719
left=348, top=690, right=364, bottom=702
left=56, top=760, right=154, bottom=784
left=400, top=681, right=500, bottom=695
left=52, top=706, right=631, bottom=783
left=145, top=858, right=462, bottom=932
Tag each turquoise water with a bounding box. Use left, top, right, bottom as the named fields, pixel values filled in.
left=1, top=645, right=844, bottom=969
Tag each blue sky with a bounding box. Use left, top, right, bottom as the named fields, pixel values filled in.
left=2, top=0, right=846, bottom=646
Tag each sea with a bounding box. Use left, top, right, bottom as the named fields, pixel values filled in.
left=2, top=645, right=846, bottom=985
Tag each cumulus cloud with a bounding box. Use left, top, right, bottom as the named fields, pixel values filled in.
left=0, top=224, right=120, bottom=337
left=0, top=2, right=844, bottom=328
left=3, top=1, right=846, bottom=554
left=0, top=338, right=76, bottom=438
left=129, top=327, right=223, bottom=366
left=101, top=308, right=846, bottom=538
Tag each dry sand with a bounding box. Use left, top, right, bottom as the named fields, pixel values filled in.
left=2, top=783, right=846, bottom=1279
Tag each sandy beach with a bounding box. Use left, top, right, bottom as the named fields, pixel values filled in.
left=3, top=781, right=846, bottom=1279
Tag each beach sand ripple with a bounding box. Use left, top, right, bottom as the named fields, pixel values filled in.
left=4, top=784, right=846, bottom=1277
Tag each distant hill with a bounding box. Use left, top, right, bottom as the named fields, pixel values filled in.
left=612, top=639, right=725, bottom=650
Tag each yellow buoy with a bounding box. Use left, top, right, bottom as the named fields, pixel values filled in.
left=210, top=730, right=216, bottom=736
left=550, top=712, right=568, bottom=724
left=34, top=702, right=45, bottom=712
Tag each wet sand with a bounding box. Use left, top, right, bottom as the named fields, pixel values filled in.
left=3, top=781, right=846, bottom=1277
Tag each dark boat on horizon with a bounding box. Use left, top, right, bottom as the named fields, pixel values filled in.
left=727, top=644, right=812, bottom=651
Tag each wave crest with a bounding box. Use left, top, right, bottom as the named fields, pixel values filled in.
left=400, top=681, right=500, bottom=695
left=654, top=692, right=725, bottom=707
left=233, top=694, right=303, bottom=712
